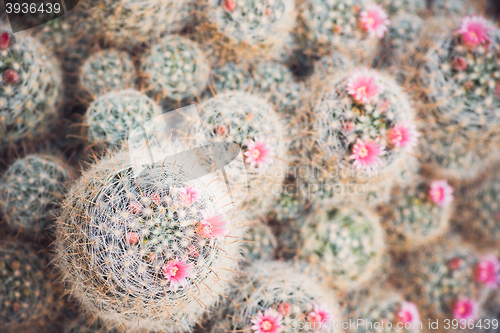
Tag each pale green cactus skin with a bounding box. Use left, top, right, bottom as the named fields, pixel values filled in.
left=241, top=222, right=277, bottom=261
left=376, top=0, right=426, bottom=16
left=0, top=154, right=71, bottom=234
left=386, top=13, right=423, bottom=61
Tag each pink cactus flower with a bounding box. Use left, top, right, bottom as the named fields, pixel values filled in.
left=125, top=232, right=139, bottom=245
left=476, top=255, right=500, bottom=289
left=451, top=57, right=468, bottom=71
left=128, top=201, right=143, bottom=214
left=0, top=32, right=9, bottom=50
left=387, top=122, right=420, bottom=151
left=495, top=83, right=500, bottom=98
left=453, top=297, right=479, bottom=320
left=162, top=258, right=194, bottom=291
left=215, top=123, right=229, bottom=136
left=359, top=4, right=390, bottom=39
left=346, top=69, right=383, bottom=104
left=222, top=0, right=237, bottom=12
left=397, top=301, right=421, bottom=325
left=251, top=308, right=285, bottom=333
left=178, top=185, right=200, bottom=207
left=457, top=15, right=492, bottom=48
left=342, top=121, right=356, bottom=134
left=244, top=137, right=275, bottom=170
left=277, top=302, right=292, bottom=317
left=197, top=211, right=230, bottom=245
left=4, top=69, right=19, bottom=84
left=308, top=303, right=331, bottom=329
left=429, top=180, right=454, bottom=207
left=349, top=138, right=385, bottom=173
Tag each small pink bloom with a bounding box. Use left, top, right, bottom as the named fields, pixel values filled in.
left=222, top=0, right=237, bottom=12
left=359, top=4, right=390, bottom=39
left=215, top=123, right=229, bottom=136
left=495, top=83, right=500, bottom=98
left=387, top=122, right=420, bottom=151
left=308, top=303, right=331, bottom=329
left=244, top=136, right=276, bottom=170
left=342, top=121, right=356, bottom=134
left=251, top=308, right=285, bottom=333
left=346, top=69, right=383, bottom=104
left=452, top=57, right=468, bottom=71
left=162, top=258, right=194, bottom=291
left=476, top=255, right=500, bottom=289
left=265, top=7, right=273, bottom=16
left=448, top=257, right=462, bottom=271
left=178, top=185, right=200, bottom=207
left=453, top=297, right=479, bottom=320
left=349, top=137, right=385, bottom=173
left=429, top=180, right=454, bottom=207
left=277, top=302, right=291, bottom=317
left=4, top=69, right=19, bottom=84
left=0, top=32, right=10, bottom=50
left=125, top=232, right=139, bottom=245
left=397, top=301, right=421, bottom=325
left=457, top=15, right=493, bottom=48
left=188, top=245, right=199, bottom=258
left=197, top=211, right=230, bottom=245
left=128, top=201, right=143, bottom=214
left=149, top=193, right=161, bottom=205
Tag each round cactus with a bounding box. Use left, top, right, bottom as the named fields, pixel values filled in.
left=375, top=0, right=425, bottom=16
left=85, top=89, right=162, bottom=151
left=240, top=222, right=277, bottom=261
left=0, top=29, right=62, bottom=146
left=300, top=206, right=386, bottom=290
left=0, top=154, right=71, bottom=235
left=141, top=35, right=210, bottom=102
left=198, top=90, right=289, bottom=217
left=80, top=49, right=135, bottom=96
left=210, top=260, right=341, bottom=333
left=379, top=178, right=453, bottom=250
left=0, top=241, right=58, bottom=331
left=55, top=151, right=243, bottom=332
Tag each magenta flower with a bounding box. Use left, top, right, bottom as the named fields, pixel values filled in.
left=197, top=211, right=230, bottom=245
left=222, top=0, right=237, bottom=12
left=244, top=136, right=275, bottom=170
left=397, top=301, right=421, bottom=325
left=453, top=297, right=479, bottom=320
left=178, top=185, right=200, bottom=207
left=277, top=302, right=291, bottom=317
left=429, top=180, right=454, bottom=207
left=0, top=32, right=10, bottom=50
left=349, top=138, right=385, bottom=173
left=476, top=255, right=500, bottom=289
left=128, top=201, right=143, bottom=214
left=387, top=122, right=420, bottom=151
left=359, top=4, right=390, bottom=39
left=457, top=15, right=492, bottom=48
left=346, top=69, right=383, bottom=104
left=162, top=258, right=194, bottom=291
left=251, top=308, right=284, bottom=333
left=308, top=303, right=331, bottom=329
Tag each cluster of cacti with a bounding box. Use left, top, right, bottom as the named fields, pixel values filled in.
left=0, top=154, right=71, bottom=235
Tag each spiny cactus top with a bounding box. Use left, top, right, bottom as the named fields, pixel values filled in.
left=85, top=89, right=161, bottom=152
left=240, top=222, right=277, bottom=261
left=0, top=29, right=61, bottom=146
left=300, top=206, right=385, bottom=290
left=80, top=49, right=135, bottom=96
left=141, top=35, right=210, bottom=101
left=423, top=15, right=500, bottom=130
left=376, top=0, right=425, bottom=16
left=210, top=260, right=341, bottom=333
left=55, top=152, right=243, bottom=332
left=0, top=154, right=71, bottom=235
left=207, top=0, right=295, bottom=45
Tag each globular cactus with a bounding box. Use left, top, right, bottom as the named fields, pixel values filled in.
left=385, top=13, right=423, bottom=62
left=55, top=151, right=244, bottom=332
left=141, top=35, right=210, bottom=102
left=0, top=154, right=72, bottom=235
left=210, top=260, right=342, bottom=333
left=80, top=49, right=135, bottom=96
left=300, top=206, right=386, bottom=290
left=240, top=222, right=277, bottom=261
left=198, top=90, right=289, bottom=217
left=375, top=0, right=425, bottom=16
left=379, top=178, right=453, bottom=250
left=0, top=241, right=58, bottom=332
left=85, top=89, right=162, bottom=151
left=0, top=29, right=62, bottom=146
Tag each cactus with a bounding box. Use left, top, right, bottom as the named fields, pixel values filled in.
left=0, top=154, right=71, bottom=235
left=0, top=241, right=57, bottom=331
left=300, top=206, right=386, bottom=290
left=241, top=222, right=277, bottom=261
left=375, top=0, right=425, bottom=16
left=80, top=50, right=135, bottom=96
left=431, top=0, right=469, bottom=17
left=64, top=315, right=123, bottom=333
left=141, top=35, right=210, bottom=102
left=385, top=13, right=423, bottom=62
left=210, top=260, right=341, bottom=333
left=198, top=90, right=289, bottom=217
left=379, top=178, right=453, bottom=250
left=0, top=29, right=62, bottom=146
left=55, top=151, right=244, bottom=332
left=85, top=89, right=162, bottom=151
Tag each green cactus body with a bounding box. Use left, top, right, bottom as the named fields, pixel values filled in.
left=376, top=0, right=426, bottom=16
left=386, top=14, right=423, bottom=61
left=241, top=222, right=277, bottom=261
left=80, top=50, right=135, bottom=96
left=0, top=154, right=71, bottom=234
left=0, top=29, right=61, bottom=146
left=141, top=35, right=210, bottom=101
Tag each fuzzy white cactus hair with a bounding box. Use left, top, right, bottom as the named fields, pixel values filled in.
left=55, top=151, right=245, bottom=332
left=375, top=0, right=426, bottom=16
